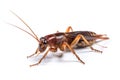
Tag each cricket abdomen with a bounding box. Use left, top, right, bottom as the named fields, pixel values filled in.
left=65, top=31, right=97, bottom=48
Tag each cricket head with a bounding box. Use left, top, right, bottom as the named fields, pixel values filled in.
left=38, top=37, right=48, bottom=52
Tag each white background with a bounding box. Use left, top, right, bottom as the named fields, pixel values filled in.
left=0, top=0, right=120, bottom=80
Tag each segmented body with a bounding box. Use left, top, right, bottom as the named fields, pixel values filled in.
left=44, top=31, right=96, bottom=49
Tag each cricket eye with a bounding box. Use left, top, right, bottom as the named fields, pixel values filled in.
left=40, top=37, right=47, bottom=44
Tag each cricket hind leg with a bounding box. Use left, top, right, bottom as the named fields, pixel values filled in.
left=60, top=34, right=102, bottom=64
left=70, top=34, right=102, bottom=53
left=65, top=27, right=103, bottom=52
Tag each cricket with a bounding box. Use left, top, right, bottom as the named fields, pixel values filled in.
left=8, top=11, right=109, bottom=67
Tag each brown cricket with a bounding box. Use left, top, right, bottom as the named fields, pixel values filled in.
left=8, top=11, right=109, bottom=67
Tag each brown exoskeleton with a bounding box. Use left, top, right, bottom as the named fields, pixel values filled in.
left=8, top=11, right=109, bottom=67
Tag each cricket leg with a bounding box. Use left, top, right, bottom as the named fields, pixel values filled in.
left=27, top=47, right=39, bottom=58
left=65, top=26, right=73, bottom=32
left=56, top=26, right=73, bottom=33
left=70, top=34, right=82, bottom=48
left=62, top=42, right=85, bottom=64
left=70, top=34, right=102, bottom=53
left=30, top=48, right=50, bottom=67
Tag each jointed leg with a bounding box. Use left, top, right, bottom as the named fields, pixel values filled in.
left=70, top=34, right=102, bottom=53
left=62, top=42, right=85, bottom=64
left=65, top=26, right=73, bottom=32
left=70, top=34, right=82, bottom=48
left=60, top=34, right=102, bottom=64
left=30, top=48, right=50, bottom=67
left=56, top=26, right=73, bottom=33
left=27, top=47, right=39, bottom=58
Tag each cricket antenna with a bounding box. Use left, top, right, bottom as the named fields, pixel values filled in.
left=7, top=22, right=39, bottom=42
left=8, top=10, right=40, bottom=42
